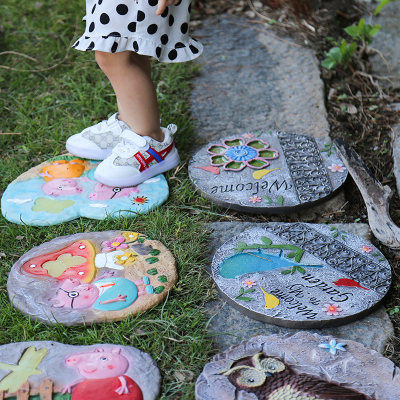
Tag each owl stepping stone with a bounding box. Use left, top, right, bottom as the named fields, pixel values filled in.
left=0, top=341, right=159, bottom=399
left=1, top=155, right=169, bottom=226
left=189, top=131, right=347, bottom=213
left=8, top=230, right=177, bottom=325
left=195, top=332, right=400, bottom=400
left=212, top=223, right=391, bottom=328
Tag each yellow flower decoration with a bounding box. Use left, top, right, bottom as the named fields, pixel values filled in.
left=115, top=249, right=139, bottom=266
left=122, top=231, right=142, bottom=242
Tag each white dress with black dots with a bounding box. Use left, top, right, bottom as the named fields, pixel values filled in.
left=73, top=0, right=203, bottom=62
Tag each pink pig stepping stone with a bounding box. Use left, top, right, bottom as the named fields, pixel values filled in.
left=1, top=155, right=169, bottom=226
left=8, top=230, right=177, bottom=325
left=0, top=341, right=160, bottom=399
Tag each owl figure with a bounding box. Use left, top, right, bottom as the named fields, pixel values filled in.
left=223, top=353, right=372, bottom=400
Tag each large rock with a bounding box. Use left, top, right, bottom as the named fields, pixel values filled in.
left=191, top=15, right=329, bottom=144
left=366, top=1, right=400, bottom=88
left=205, top=222, right=394, bottom=353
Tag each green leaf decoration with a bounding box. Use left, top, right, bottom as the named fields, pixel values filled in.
left=290, top=266, right=296, bottom=275
left=333, top=232, right=339, bottom=238
left=137, top=237, right=145, bottom=243
left=281, top=270, right=292, bottom=275
left=150, top=249, right=161, bottom=256
left=236, top=242, right=247, bottom=253
left=286, top=253, right=295, bottom=258
left=235, top=296, right=253, bottom=301
left=330, top=227, right=336, bottom=231
left=296, top=266, right=306, bottom=274
left=243, top=288, right=255, bottom=294
left=158, top=275, right=168, bottom=283
left=277, top=196, right=284, bottom=205
left=264, top=196, right=273, bottom=204
left=147, top=268, right=158, bottom=275
left=146, top=257, right=159, bottom=264
left=238, top=287, right=245, bottom=295
left=154, top=286, right=165, bottom=294
left=261, top=237, right=272, bottom=245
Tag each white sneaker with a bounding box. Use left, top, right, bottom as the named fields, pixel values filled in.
left=94, top=124, right=180, bottom=187
left=66, top=113, right=129, bottom=160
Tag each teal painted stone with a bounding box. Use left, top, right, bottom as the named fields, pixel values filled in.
left=1, top=155, right=169, bottom=226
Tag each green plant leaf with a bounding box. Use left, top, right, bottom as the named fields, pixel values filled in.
left=277, top=196, right=284, bottom=205
left=333, top=232, right=339, bottom=238
left=239, top=287, right=244, bottom=295
left=286, top=253, right=295, bottom=258
left=158, top=275, right=168, bottom=283
left=281, top=270, right=292, bottom=275
left=264, top=196, right=273, bottom=204
left=243, top=288, right=256, bottom=294
left=150, top=249, right=161, bottom=256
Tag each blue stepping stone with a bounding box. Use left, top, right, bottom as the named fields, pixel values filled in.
left=1, top=155, right=169, bottom=226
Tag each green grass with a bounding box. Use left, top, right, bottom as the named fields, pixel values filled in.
left=0, top=1, right=218, bottom=398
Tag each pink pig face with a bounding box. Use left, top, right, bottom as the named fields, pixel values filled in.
left=42, top=178, right=83, bottom=196
left=52, top=278, right=99, bottom=309
left=65, top=348, right=129, bottom=379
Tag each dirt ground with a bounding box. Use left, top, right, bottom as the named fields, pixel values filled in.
left=193, top=0, right=400, bottom=365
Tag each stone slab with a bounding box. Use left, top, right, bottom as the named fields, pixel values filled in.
left=0, top=341, right=159, bottom=399
left=211, top=223, right=391, bottom=328
left=189, top=132, right=347, bottom=213
left=191, top=15, right=329, bottom=144
left=205, top=222, right=394, bottom=352
left=195, top=332, right=400, bottom=400
left=365, top=1, right=400, bottom=88
left=1, top=155, right=168, bottom=226
left=8, top=230, right=177, bottom=325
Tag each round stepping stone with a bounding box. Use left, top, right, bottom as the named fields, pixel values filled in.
left=0, top=341, right=159, bottom=399
left=195, top=332, right=400, bottom=400
left=189, top=131, right=347, bottom=213
left=211, top=222, right=391, bottom=328
left=8, top=230, right=177, bottom=325
left=1, top=155, right=169, bottom=226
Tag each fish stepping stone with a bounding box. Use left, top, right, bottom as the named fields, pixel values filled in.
left=1, top=155, right=169, bottom=226
left=188, top=131, right=347, bottom=213
left=8, top=230, right=177, bottom=325
left=195, top=331, right=400, bottom=400
left=211, top=222, right=391, bottom=328
left=0, top=341, right=159, bottom=399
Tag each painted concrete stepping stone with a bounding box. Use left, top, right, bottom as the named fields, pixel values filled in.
left=188, top=131, right=347, bottom=213
left=8, top=230, right=177, bottom=325
left=195, top=331, right=400, bottom=400
left=212, top=222, right=391, bottom=328
left=0, top=341, right=159, bottom=399
left=1, top=155, right=169, bottom=226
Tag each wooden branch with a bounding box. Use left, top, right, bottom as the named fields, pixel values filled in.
left=335, top=138, right=400, bottom=249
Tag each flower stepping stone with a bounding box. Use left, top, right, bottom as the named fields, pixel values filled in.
left=189, top=132, right=347, bottom=213
left=1, top=155, right=169, bottom=226
left=8, top=230, right=177, bottom=325
left=0, top=341, right=160, bottom=399
left=195, top=332, right=400, bottom=400
left=211, top=222, right=391, bottom=328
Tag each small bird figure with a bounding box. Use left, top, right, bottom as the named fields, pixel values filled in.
left=223, top=353, right=371, bottom=399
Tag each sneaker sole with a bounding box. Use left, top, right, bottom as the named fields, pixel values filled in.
left=66, top=141, right=112, bottom=160
left=94, top=149, right=180, bottom=187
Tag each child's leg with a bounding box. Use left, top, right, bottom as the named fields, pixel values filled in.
left=95, top=50, right=164, bottom=142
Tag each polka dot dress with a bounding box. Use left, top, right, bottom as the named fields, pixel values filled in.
left=72, top=0, right=203, bottom=62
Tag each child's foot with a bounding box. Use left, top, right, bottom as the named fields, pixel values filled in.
left=94, top=124, right=180, bottom=187
left=66, top=113, right=129, bottom=160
